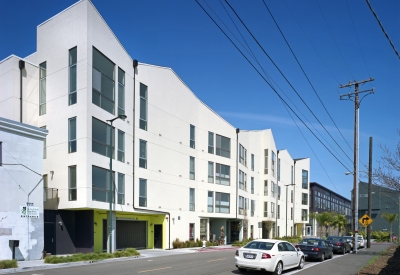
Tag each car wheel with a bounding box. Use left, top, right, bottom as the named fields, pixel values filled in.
left=298, top=257, right=305, bottom=269
left=238, top=267, right=247, bottom=273
left=272, top=261, right=283, bottom=275
left=319, top=253, right=325, bottom=262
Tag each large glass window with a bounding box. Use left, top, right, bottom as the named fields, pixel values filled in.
left=68, top=117, right=77, bottom=153
left=239, top=196, right=245, bottom=215
left=264, top=202, right=268, bottom=217
left=271, top=151, right=275, bottom=177
left=117, top=130, right=124, bottom=162
left=302, top=193, right=308, bottom=205
left=291, top=165, right=294, bottom=184
left=190, top=125, right=195, bottom=149
left=278, top=205, right=280, bottom=219
left=139, top=140, right=147, bottom=168
left=189, top=188, right=195, bottom=211
left=271, top=202, right=275, bottom=218
left=264, top=149, right=268, bottom=174
left=92, top=117, right=114, bottom=158
left=118, top=173, right=125, bottom=204
left=189, top=157, right=195, bottom=180
left=208, top=191, right=213, bottom=212
left=251, top=154, right=254, bottom=171
left=92, top=165, right=114, bottom=202
left=302, top=170, right=309, bottom=189
left=215, top=163, right=230, bottom=185
left=69, top=47, right=77, bottom=105
left=216, top=134, right=230, bottom=158
left=251, top=200, right=255, bottom=217
left=139, top=178, right=147, bottom=207
left=239, top=170, right=247, bottom=191
left=69, top=165, right=77, bottom=201
left=215, top=192, right=230, bottom=213
left=239, top=144, right=247, bottom=166
left=264, top=180, right=268, bottom=196
left=39, top=62, right=46, bottom=115
left=251, top=177, right=254, bottom=194
left=139, top=83, right=148, bottom=130
left=277, top=158, right=281, bottom=181
left=302, top=209, right=308, bottom=221
left=208, top=132, right=214, bottom=154
left=92, top=47, right=115, bottom=114
left=118, top=68, right=125, bottom=116
left=208, top=161, right=214, bottom=183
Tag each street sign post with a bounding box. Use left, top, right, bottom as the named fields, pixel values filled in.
left=359, top=214, right=373, bottom=227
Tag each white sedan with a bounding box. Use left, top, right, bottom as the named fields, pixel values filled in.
left=235, top=239, right=305, bottom=275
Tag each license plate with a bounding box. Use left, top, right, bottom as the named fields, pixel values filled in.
left=304, top=254, right=308, bottom=257
left=244, top=254, right=255, bottom=259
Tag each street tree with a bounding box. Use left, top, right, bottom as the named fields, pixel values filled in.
left=381, top=212, right=398, bottom=242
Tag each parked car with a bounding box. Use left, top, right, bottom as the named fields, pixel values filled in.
left=343, top=235, right=361, bottom=250
left=295, top=238, right=333, bottom=262
left=358, top=236, right=365, bottom=248
left=235, top=239, right=305, bottom=274
left=325, top=236, right=351, bottom=254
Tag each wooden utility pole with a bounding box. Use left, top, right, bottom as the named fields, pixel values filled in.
left=340, top=78, right=374, bottom=254
left=367, top=137, right=373, bottom=248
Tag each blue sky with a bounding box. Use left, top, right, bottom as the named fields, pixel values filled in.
left=1, top=0, right=399, bottom=199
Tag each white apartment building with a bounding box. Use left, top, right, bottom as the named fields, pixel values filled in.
left=0, top=0, right=310, bottom=255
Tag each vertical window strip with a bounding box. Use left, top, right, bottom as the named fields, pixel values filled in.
left=92, top=117, right=115, bottom=158
left=251, top=154, right=254, bottom=171
left=208, top=191, right=214, bottom=212
left=118, top=68, right=125, bottom=116
left=117, top=173, right=125, bottom=204
left=277, top=158, right=281, bottom=181
left=208, top=132, right=214, bottom=154
left=251, top=177, right=254, bottom=194
left=117, top=130, right=125, bottom=162
left=68, top=117, right=77, bottom=153
left=264, top=180, right=268, bottom=196
left=39, top=62, right=46, bottom=115
left=69, top=165, right=77, bottom=201
left=190, top=125, right=195, bottom=149
left=264, top=149, right=268, bottom=174
left=189, top=188, right=195, bottom=211
left=264, top=201, right=268, bottom=217
left=208, top=161, right=214, bottom=183
left=302, top=170, right=309, bottom=189
left=69, top=47, right=77, bottom=105
left=139, top=140, right=147, bottom=168
left=139, top=178, right=147, bottom=207
left=189, top=156, right=195, bottom=180
left=216, top=134, right=230, bottom=158
left=139, top=83, right=148, bottom=130
left=251, top=200, right=255, bottom=217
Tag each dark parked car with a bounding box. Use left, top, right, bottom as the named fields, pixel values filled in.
left=325, top=236, right=351, bottom=254
left=295, top=238, right=333, bottom=261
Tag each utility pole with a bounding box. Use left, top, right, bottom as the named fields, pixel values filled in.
left=340, top=78, right=374, bottom=254
left=367, top=137, right=373, bottom=248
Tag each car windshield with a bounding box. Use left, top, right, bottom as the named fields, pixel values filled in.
left=243, top=241, right=274, bottom=250
left=299, top=239, right=319, bottom=246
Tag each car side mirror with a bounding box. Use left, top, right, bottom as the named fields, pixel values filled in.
left=296, top=248, right=301, bottom=252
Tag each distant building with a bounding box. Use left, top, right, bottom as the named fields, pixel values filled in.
left=307, top=182, right=351, bottom=237
left=357, top=182, right=399, bottom=238
left=0, top=117, right=47, bottom=260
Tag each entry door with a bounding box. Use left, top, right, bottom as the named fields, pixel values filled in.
left=154, top=224, right=162, bottom=248
left=44, top=222, right=55, bottom=255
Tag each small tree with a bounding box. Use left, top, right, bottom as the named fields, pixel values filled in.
left=332, top=213, right=348, bottom=236
left=381, top=213, right=398, bottom=242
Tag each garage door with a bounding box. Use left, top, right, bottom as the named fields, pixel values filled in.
left=116, top=220, right=147, bottom=249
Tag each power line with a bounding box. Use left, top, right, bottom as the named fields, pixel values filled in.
left=196, top=0, right=352, bottom=172
left=365, top=0, right=400, bottom=59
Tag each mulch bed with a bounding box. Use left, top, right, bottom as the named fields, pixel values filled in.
left=356, top=245, right=400, bottom=275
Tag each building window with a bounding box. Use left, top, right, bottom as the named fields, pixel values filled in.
left=271, top=202, right=275, bottom=218
left=278, top=186, right=281, bottom=200
left=43, top=174, right=48, bottom=188
left=239, top=170, right=247, bottom=191
left=278, top=205, right=280, bottom=219
left=92, top=165, right=114, bottom=202
left=190, top=125, right=195, bottom=149
left=291, top=208, right=293, bottom=220
left=215, top=192, right=230, bottom=213
left=189, top=157, right=195, bottom=180
left=215, top=163, right=230, bottom=185
left=139, top=140, right=147, bottom=168
left=291, top=165, right=294, bottom=184
left=39, top=62, right=46, bottom=115
left=302, top=170, right=308, bottom=189
left=139, top=83, right=148, bottom=130
left=271, top=181, right=275, bottom=197
left=92, top=117, right=114, bottom=158
left=41, top=126, right=46, bottom=158
left=239, top=144, right=247, bottom=166
left=264, top=180, right=268, bottom=196
left=251, top=200, right=255, bottom=217
left=189, top=188, right=195, bottom=211
left=117, top=68, right=125, bottom=116
left=69, top=47, right=77, bottom=105
left=251, top=154, right=254, bottom=171
left=117, top=173, right=125, bottom=204
left=68, top=117, right=77, bottom=153
left=302, top=193, right=308, bottom=205
left=216, top=134, right=230, bottom=158
left=208, top=161, right=214, bottom=183
left=277, top=158, right=281, bottom=181
left=117, top=130, right=125, bottom=162
left=208, top=132, right=214, bottom=153
left=264, top=202, right=268, bottom=217
left=251, top=177, right=254, bottom=194
left=69, top=166, right=77, bottom=201
left=208, top=191, right=214, bottom=212
left=139, top=178, right=147, bottom=207
left=302, top=209, right=308, bottom=221
left=271, top=151, right=275, bottom=177
left=291, top=190, right=293, bottom=203
left=264, top=149, right=268, bottom=174
left=239, top=196, right=245, bottom=215
left=92, top=47, right=115, bottom=114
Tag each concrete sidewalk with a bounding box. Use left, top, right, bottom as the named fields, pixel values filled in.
left=0, top=245, right=234, bottom=274
left=296, top=242, right=394, bottom=275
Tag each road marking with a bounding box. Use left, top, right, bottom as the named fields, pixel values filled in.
left=206, top=258, right=226, bottom=262
left=138, top=267, right=172, bottom=273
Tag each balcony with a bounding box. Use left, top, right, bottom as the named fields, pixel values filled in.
left=43, top=188, right=58, bottom=210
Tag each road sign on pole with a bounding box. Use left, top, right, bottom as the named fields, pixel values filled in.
left=359, top=214, right=373, bottom=227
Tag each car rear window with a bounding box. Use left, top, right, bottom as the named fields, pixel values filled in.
left=327, top=237, right=341, bottom=242
left=243, top=241, right=274, bottom=250
left=300, top=239, right=319, bottom=246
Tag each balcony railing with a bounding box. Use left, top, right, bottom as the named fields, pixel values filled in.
left=43, top=188, right=58, bottom=210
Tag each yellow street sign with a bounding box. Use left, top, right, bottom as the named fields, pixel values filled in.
left=359, top=214, right=373, bottom=227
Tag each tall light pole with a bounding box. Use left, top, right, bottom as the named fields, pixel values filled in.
left=285, top=183, right=295, bottom=237
left=107, top=114, right=127, bottom=253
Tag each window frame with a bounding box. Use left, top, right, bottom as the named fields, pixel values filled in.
left=69, top=47, right=77, bottom=105
left=208, top=132, right=214, bottom=154
left=215, top=163, right=230, bottom=186
left=139, top=178, right=147, bottom=207
left=264, top=149, right=268, bottom=174
left=215, top=192, right=230, bottom=214
left=189, top=188, right=195, bottom=211
left=207, top=191, right=214, bottom=213
left=39, top=62, right=46, bottom=115
left=92, top=117, right=115, bottom=158
left=251, top=153, right=254, bottom=171
left=68, top=165, right=77, bottom=201
left=139, top=140, right=147, bottom=168
left=68, top=117, right=77, bottom=153
left=117, top=130, right=125, bottom=162
left=302, top=170, right=309, bottom=189
left=189, top=156, right=195, bottom=180
left=208, top=161, right=214, bottom=183
left=117, top=67, right=125, bottom=116
left=117, top=173, right=125, bottom=204
left=190, top=125, right=195, bottom=149
left=216, top=134, right=230, bottom=158
left=139, top=83, right=148, bottom=130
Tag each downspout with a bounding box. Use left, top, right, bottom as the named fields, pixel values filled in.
left=19, top=60, right=25, bottom=123
left=131, top=60, right=171, bottom=249
left=235, top=128, right=239, bottom=220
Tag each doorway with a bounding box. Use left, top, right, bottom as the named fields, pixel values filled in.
left=154, top=224, right=162, bottom=248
